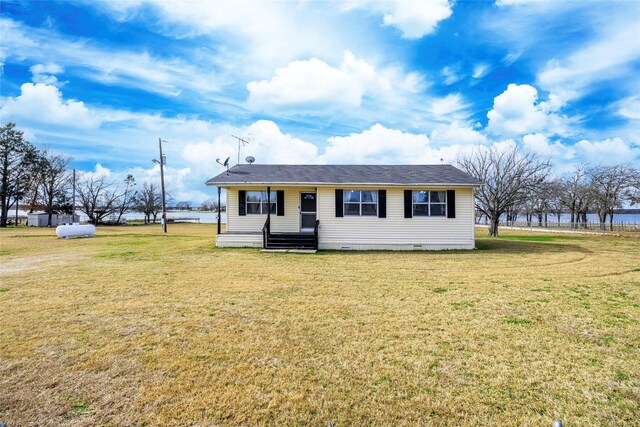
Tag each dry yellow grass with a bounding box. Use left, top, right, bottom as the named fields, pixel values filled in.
left=1, top=224, right=638, bottom=426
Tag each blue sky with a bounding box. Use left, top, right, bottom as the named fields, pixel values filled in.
left=1, top=0, right=639, bottom=202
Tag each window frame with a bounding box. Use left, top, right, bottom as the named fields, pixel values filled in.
left=343, top=190, right=378, bottom=217
left=245, top=191, right=277, bottom=215
left=412, top=190, right=447, bottom=217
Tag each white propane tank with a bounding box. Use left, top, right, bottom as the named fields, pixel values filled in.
left=56, top=223, right=96, bottom=238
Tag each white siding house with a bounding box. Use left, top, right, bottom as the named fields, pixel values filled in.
left=206, top=165, right=481, bottom=250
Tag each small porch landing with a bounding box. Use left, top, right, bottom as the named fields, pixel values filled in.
left=216, top=230, right=318, bottom=249
left=261, top=249, right=317, bottom=254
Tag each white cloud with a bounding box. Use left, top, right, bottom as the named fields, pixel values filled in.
left=248, top=53, right=366, bottom=110
left=495, top=0, right=550, bottom=6
left=502, top=52, right=521, bottom=66
left=522, top=133, right=574, bottom=159
left=29, top=63, right=64, bottom=86
left=537, top=21, right=640, bottom=98
left=615, top=96, right=640, bottom=120
left=90, top=0, right=355, bottom=74
left=440, top=64, right=463, bottom=85
left=29, top=63, right=63, bottom=75
left=1, top=18, right=222, bottom=98
left=247, top=51, right=425, bottom=112
left=472, top=63, right=490, bottom=79
left=538, top=89, right=578, bottom=113
left=486, top=83, right=570, bottom=137
left=430, top=123, right=488, bottom=146
left=0, top=83, right=101, bottom=129
left=321, top=123, right=430, bottom=164
left=381, top=0, right=453, bottom=39
left=319, top=123, right=473, bottom=165
left=81, top=163, right=112, bottom=180
left=574, top=138, right=639, bottom=165
left=489, top=0, right=639, bottom=108
left=428, top=93, right=472, bottom=122
left=182, top=120, right=319, bottom=173
left=346, top=0, right=453, bottom=39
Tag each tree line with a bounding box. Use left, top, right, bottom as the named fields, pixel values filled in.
left=2, top=122, right=636, bottom=234
left=459, top=145, right=639, bottom=236
left=0, top=122, right=174, bottom=227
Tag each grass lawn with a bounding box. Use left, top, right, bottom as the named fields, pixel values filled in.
left=1, top=224, right=638, bottom=426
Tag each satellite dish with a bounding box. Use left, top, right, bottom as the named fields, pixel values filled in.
left=245, top=156, right=255, bottom=165
left=216, top=157, right=231, bottom=172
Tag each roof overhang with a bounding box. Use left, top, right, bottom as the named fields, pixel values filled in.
left=206, top=181, right=481, bottom=188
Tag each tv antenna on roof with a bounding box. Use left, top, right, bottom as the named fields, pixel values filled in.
left=231, top=135, right=250, bottom=165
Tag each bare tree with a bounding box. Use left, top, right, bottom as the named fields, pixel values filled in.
left=200, top=199, right=220, bottom=212
left=76, top=174, right=120, bottom=225
left=0, top=123, right=37, bottom=227
left=459, top=144, right=551, bottom=236
left=626, top=170, right=640, bottom=206
left=40, top=153, right=72, bottom=226
left=561, top=164, right=591, bottom=228
left=547, top=179, right=565, bottom=223
left=529, top=179, right=563, bottom=227
left=175, top=201, right=193, bottom=211
left=589, top=165, right=636, bottom=230
left=114, top=174, right=137, bottom=225
left=136, top=182, right=162, bottom=223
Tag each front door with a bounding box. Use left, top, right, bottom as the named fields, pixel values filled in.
left=300, top=192, right=317, bottom=233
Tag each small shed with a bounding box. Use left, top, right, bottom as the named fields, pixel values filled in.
left=27, top=212, right=79, bottom=227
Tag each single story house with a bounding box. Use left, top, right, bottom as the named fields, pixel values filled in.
left=206, top=164, right=481, bottom=250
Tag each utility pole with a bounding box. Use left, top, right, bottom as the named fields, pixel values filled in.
left=15, top=176, right=19, bottom=225
left=158, top=138, right=167, bottom=233
left=72, top=169, right=76, bottom=222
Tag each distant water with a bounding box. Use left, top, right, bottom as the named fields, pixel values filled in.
left=87, top=211, right=228, bottom=224
left=17, top=210, right=640, bottom=225
left=491, top=213, right=640, bottom=224
left=18, top=210, right=227, bottom=224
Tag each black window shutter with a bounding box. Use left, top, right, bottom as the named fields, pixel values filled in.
left=335, top=189, right=343, bottom=217
left=404, top=190, right=413, bottom=218
left=378, top=190, right=386, bottom=218
left=276, top=190, right=285, bottom=216
left=238, top=190, right=246, bottom=216
left=447, top=190, right=456, bottom=218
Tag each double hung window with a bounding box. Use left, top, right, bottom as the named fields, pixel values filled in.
left=344, top=190, right=378, bottom=216
left=246, top=191, right=276, bottom=214
left=412, top=190, right=446, bottom=217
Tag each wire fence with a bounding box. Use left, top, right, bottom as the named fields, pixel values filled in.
left=476, top=219, right=640, bottom=233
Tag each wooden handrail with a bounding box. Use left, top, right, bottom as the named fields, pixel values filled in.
left=262, top=216, right=270, bottom=248
left=313, top=219, right=320, bottom=250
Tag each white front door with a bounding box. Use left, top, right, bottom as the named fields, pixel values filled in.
left=300, top=192, right=317, bottom=232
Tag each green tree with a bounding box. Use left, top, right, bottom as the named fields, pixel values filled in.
left=0, top=123, right=37, bottom=227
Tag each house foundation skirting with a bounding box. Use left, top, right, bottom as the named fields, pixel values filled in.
left=217, top=234, right=475, bottom=250
left=318, top=241, right=475, bottom=250
left=216, top=233, right=262, bottom=248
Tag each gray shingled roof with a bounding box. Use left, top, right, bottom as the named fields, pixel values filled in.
left=206, top=164, right=481, bottom=186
